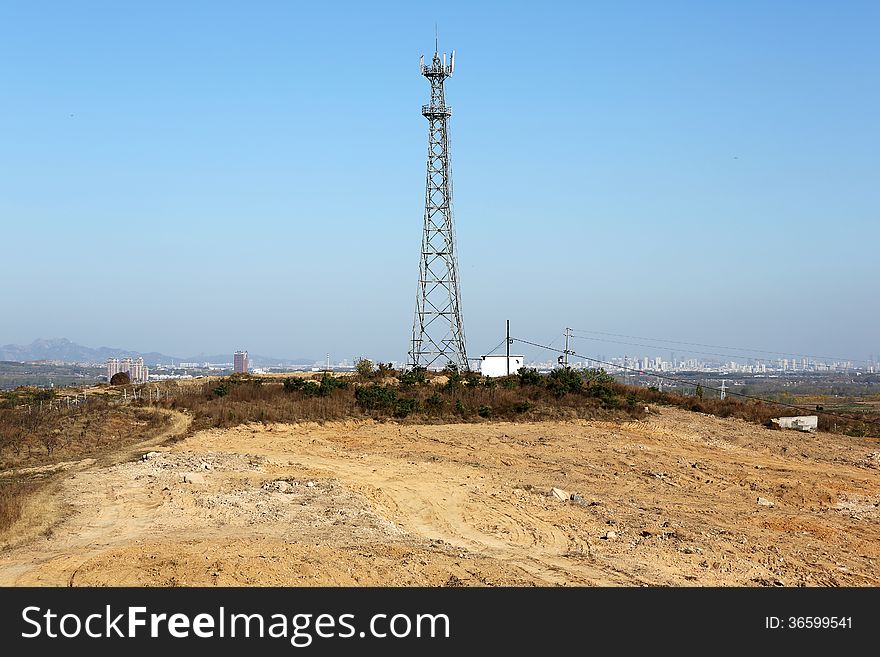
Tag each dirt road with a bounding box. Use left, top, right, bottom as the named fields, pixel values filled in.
left=1, top=407, right=878, bottom=586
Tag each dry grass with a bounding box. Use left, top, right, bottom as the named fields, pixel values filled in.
left=0, top=401, right=173, bottom=470
left=0, top=480, right=39, bottom=534
left=627, top=385, right=880, bottom=438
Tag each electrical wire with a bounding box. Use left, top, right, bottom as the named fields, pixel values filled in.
left=571, top=334, right=801, bottom=365
left=483, top=337, right=508, bottom=357
left=569, top=328, right=868, bottom=365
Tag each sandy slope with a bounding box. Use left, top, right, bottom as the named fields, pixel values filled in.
left=1, top=407, right=878, bottom=586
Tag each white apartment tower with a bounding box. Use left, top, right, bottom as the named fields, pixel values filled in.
left=106, top=356, right=149, bottom=383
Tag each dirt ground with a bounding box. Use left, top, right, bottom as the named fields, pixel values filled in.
left=1, top=406, right=878, bottom=586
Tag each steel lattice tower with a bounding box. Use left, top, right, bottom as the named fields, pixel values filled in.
left=409, top=43, right=468, bottom=371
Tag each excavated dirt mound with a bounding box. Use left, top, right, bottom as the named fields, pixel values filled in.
left=1, top=407, right=878, bottom=586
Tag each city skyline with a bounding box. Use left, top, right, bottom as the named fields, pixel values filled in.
left=4, top=335, right=876, bottom=376
left=2, top=2, right=878, bottom=362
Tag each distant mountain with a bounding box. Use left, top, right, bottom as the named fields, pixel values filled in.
left=0, top=338, right=312, bottom=368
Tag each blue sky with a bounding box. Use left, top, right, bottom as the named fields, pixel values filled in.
left=1, top=1, right=877, bottom=363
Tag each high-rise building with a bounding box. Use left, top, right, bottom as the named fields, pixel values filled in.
left=129, top=357, right=146, bottom=383
left=106, top=358, right=121, bottom=381
left=234, top=351, right=249, bottom=374
left=106, top=356, right=149, bottom=383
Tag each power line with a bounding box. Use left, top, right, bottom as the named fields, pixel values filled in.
left=569, top=328, right=867, bottom=364
left=570, top=334, right=793, bottom=365
left=512, top=336, right=880, bottom=428
left=483, top=337, right=508, bottom=356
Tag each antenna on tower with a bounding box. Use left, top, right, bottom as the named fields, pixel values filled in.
left=435, top=23, right=438, bottom=54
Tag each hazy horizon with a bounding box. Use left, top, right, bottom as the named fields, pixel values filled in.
left=2, top=1, right=878, bottom=364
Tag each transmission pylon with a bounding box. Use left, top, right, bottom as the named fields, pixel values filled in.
left=409, top=41, right=468, bottom=371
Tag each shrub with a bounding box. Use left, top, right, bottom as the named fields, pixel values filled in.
left=355, top=358, right=374, bottom=378
left=398, top=366, right=427, bottom=387
left=442, top=371, right=462, bottom=392
left=442, top=361, right=459, bottom=376
left=213, top=380, right=230, bottom=397
left=478, top=405, right=492, bottom=418
left=514, top=401, right=531, bottom=413
left=318, top=374, right=347, bottom=397
left=283, top=377, right=320, bottom=397
left=355, top=384, right=397, bottom=412
left=426, top=393, right=444, bottom=409
left=582, top=368, right=615, bottom=385
left=547, top=367, right=583, bottom=398
left=110, top=372, right=131, bottom=386
left=517, top=368, right=543, bottom=387
left=394, top=397, right=421, bottom=418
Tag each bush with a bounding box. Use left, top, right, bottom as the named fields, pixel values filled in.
left=355, top=384, right=397, bottom=412
left=426, top=393, right=444, bottom=410
left=478, top=405, right=492, bottom=418
left=582, top=368, right=615, bottom=385
left=514, top=401, right=531, bottom=413
left=517, top=368, right=543, bottom=387
left=547, top=367, right=583, bottom=398
left=398, top=366, right=427, bottom=387
left=500, top=376, right=518, bottom=389
left=282, top=377, right=320, bottom=397
left=464, top=372, right=482, bottom=388
left=394, top=397, right=421, bottom=418
left=110, top=372, right=131, bottom=386
left=355, top=358, right=374, bottom=378
left=443, top=370, right=462, bottom=392
left=318, top=374, right=347, bottom=397
left=213, top=380, right=230, bottom=397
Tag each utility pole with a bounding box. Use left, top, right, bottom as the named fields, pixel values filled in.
left=506, top=319, right=510, bottom=376
left=563, top=327, right=571, bottom=367
left=720, top=379, right=727, bottom=401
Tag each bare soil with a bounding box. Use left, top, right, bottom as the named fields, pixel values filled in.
left=1, top=407, right=878, bottom=586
